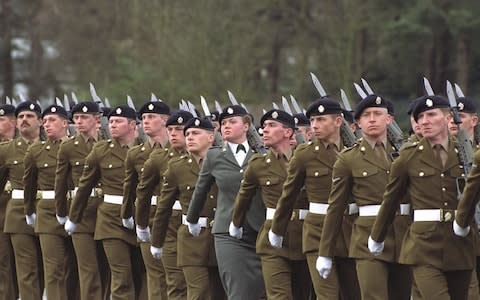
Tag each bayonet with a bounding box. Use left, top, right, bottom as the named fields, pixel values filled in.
left=281, top=96, right=293, bottom=115
left=227, top=90, right=239, bottom=106
left=340, top=89, right=353, bottom=112
left=272, top=102, right=280, bottom=110
left=353, top=83, right=367, bottom=99
left=310, top=72, right=327, bottom=97
left=151, top=93, right=159, bottom=102
left=423, top=77, right=435, bottom=96
left=200, top=96, right=223, bottom=145
left=18, top=93, right=27, bottom=102
left=200, top=96, right=211, bottom=117
left=187, top=101, right=198, bottom=117
left=240, top=103, right=249, bottom=113
left=104, top=98, right=111, bottom=108
left=454, top=83, right=466, bottom=98
left=361, top=78, right=374, bottom=95
left=215, top=101, right=222, bottom=113
left=55, top=97, right=63, bottom=107
left=71, top=92, right=79, bottom=105
left=290, top=95, right=303, bottom=114
left=5, top=96, right=11, bottom=105
left=11, top=98, right=17, bottom=106
left=63, top=94, right=71, bottom=112
left=127, top=95, right=136, bottom=110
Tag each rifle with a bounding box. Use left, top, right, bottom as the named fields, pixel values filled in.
left=127, top=95, right=146, bottom=143
left=281, top=96, right=306, bottom=144
left=63, top=94, right=77, bottom=136
left=89, top=83, right=110, bottom=139
left=340, top=89, right=363, bottom=139
left=200, top=96, right=223, bottom=146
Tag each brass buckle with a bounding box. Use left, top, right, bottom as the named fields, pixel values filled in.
left=440, top=209, right=453, bottom=222
left=290, top=210, right=297, bottom=221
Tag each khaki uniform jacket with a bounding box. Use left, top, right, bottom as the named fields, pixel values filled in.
left=24, top=139, right=70, bottom=236
left=319, top=138, right=410, bottom=262
left=232, top=150, right=305, bottom=260
left=458, top=149, right=480, bottom=227
left=69, top=139, right=138, bottom=245
left=0, top=137, right=36, bottom=234
left=55, top=135, right=102, bottom=233
left=271, top=141, right=351, bottom=257
left=151, top=154, right=217, bottom=266
left=371, top=138, right=476, bottom=271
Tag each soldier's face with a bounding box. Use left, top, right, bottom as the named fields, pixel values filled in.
left=448, top=112, right=477, bottom=137
left=108, top=116, right=135, bottom=138
left=73, top=113, right=98, bottom=134
left=357, top=108, right=391, bottom=139
left=0, top=115, right=16, bottom=137
left=310, top=115, right=341, bottom=141
left=43, top=114, right=67, bottom=139
left=410, top=115, right=422, bottom=136
left=417, top=109, right=450, bottom=139
left=142, top=113, right=168, bottom=137
left=185, top=128, right=214, bottom=154
left=220, top=116, right=248, bottom=143
left=297, top=126, right=313, bottom=141
left=17, top=111, right=41, bottom=136
left=167, top=125, right=186, bottom=149
left=262, top=120, right=292, bottom=147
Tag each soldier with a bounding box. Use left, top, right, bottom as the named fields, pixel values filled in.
left=65, top=105, right=143, bottom=299
left=120, top=100, right=170, bottom=300
left=317, top=95, right=412, bottom=300
left=448, top=96, right=479, bottom=147
left=135, top=110, right=193, bottom=300
left=23, top=104, right=79, bottom=300
left=293, top=112, right=313, bottom=141
left=150, top=117, right=224, bottom=299
left=54, top=101, right=110, bottom=300
left=0, top=104, right=18, bottom=300
left=0, top=101, right=44, bottom=300
left=269, top=99, right=360, bottom=300
left=370, top=95, right=476, bottom=299
left=186, top=105, right=266, bottom=300
left=407, top=98, right=423, bottom=143
left=230, top=109, right=311, bottom=299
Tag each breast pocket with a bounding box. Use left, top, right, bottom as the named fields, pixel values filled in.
left=408, top=167, right=436, bottom=179
left=70, top=158, right=85, bottom=170
left=305, top=168, right=330, bottom=193
left=100, top=161, right=124, bottom=174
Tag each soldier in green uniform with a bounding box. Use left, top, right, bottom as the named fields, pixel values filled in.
left=120, top=100, right=170, bottom=300
left=150, top=117, right=225, bottom=300
left=230, top=109, right=311, bottom=299
left=0, top=104, right=18, bottom=300
left=0, top=101, right=44, bottom=300
left=54, top=101, right=110, bottom=300
left=293, top=112, right=313, bottom=141
left=65, top=105, right=143, bottom=300
left=135, top=110, right=193, bottom=300
left=370, top=95, right=476, bottom=299
left=23, top=104, right=79, bottom=300
left=269, top=99, right=360, bottom=300
left=317, top=95, right=412, bottom=300
left=448, top=97, right=478, bottom=147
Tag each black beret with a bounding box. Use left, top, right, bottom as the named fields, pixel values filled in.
left=219, top=105, right=247, bottom=123
left=305, top=98, right=342, bottom=119
left=456, top=97, right=477, bottom=113
left=354, top=94, right=389, bottom=120
left=166, top=110, right=194, bottom=126
left=108, top=105, right=137, bottom=120
left=406, top=98, right=422, bottom=115
left=342, top=109, right=354, bottom=124
left=385, top=100, right=395, bottom=116
left=101, top=107, right=112, bottom=117
left=211, top=111, right=220, bottom=122
left=139, top=101, right=170, bottom=117
left=0, top=104, right=16, bottom=116
left=260, top=109, right=295, bottom=129
left=293, top=113, right=310, bottom=127
left=42, top=105, right=68, bottom=119
left=412, top=95, right=450, bottom=122
left=15, top=101, right=41, bottom=117
left=71, top=102, right=100, bottom=115
left=183, top=117, right=215, bottom=134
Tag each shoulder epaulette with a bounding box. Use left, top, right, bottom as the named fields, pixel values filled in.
left=340, top=143, right=359, bottom=154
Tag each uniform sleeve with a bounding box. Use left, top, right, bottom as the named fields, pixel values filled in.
left=23, top=145, right=38, bottom=215
left=456, top=151, right=480, bottom=227
left=69, top=147, right=101, bottom=223
left=271, top=151, right=306, bottom=235
left=55, top=143, right=71, bottom=217
left=135, top=156, right=161, bottom=227
left=231, top=159, right=259, bottom=227
left=151, top=162, right=179, bottom=247
left=0, top=144, right=9, bottom=191
left=186, top=150, right=215, bottom=223
left=120, top=149, right=138, bottom=220
left=318, top=154, right=352, bottom=257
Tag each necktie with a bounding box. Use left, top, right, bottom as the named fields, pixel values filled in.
left=375, top=142, right=390, bottom=168
left=86, top=138, right=94, bottom=151
left=236, top=144, right=246, bottom=153
left=434, top=144, right=445, bottom=167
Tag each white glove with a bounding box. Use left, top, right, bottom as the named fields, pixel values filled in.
left=268, top=229, right=283, bottom=248
left=150, top=245, right=163, bottom=260
left=122, top=217, right=134, bottom=230
left=187, top=221, right=201, bottom=237
left=453, top=220, right=470, bottom=237
left=136, top=226, right=151, bottom=242
left=316, top=256, right=333, bottom=279
left=56, top=215, right=68, bottom=225
left=368, top=236, right=385, bottom=256
left=64, top=219, right=77, bottom=235
left=228, top=222, right=243, bottom=239
left=25, top=213, right=36, bottom=227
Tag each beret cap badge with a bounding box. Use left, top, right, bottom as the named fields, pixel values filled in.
left=227, top=107, right=234, bottom=114
left=318, top=105, right=325, bottom=113
left=0, top=109, right=4, bottom=115
left=29, top=104, right=35, bottom=110
left=148, top=104, right=154, bottom=110
left=194, top=119, right=200, bottom=126
left=375, top=97, right=382, bottom=105
left=458, top=102, right=464, bottom=111
left=116, top=108, right=122, bottom=114
left=426, top=99, right=433, bottom=107
left=177, top=116, right=184, bottom=124
left=51, top=107, right=57, bottom=113
left=272, top=111, right=279, bottom=119
left=82, top=106, right=88, bottom=112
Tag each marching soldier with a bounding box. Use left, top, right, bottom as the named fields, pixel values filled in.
left=150, top=117, right=224, bottom=299
left=0, top=101, right=44, bottom=300
left=65, top=105, right=144, bottom=299
left=370, top=95, right=476, bottom=299
left=54, top=101, right=110, bottom=300
left=0, top=104, right=16, bottom=141
left=317, top=95, right=412, bottom=300
left=120, top=100, right=170, bottom=300
left=23, top=104, right=79, bottom=300
left=448, top=96, right=479, bottom=148
left=186, top=105, right=266, bottom=300
left=293, top=112, right=313, bottom=141
left=407, top=99, right=423, bottom=143
left=135, top=110, right=193, bottom=299
left=269, top=99, right=360, bottom=299
left=231, top=109, right=311, bottom=299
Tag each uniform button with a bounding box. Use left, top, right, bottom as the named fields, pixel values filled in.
left=315, top=146, right=319, bottom=151
left=141, top=167, right=144, bottom=172
left=314, top=172, right=319, bottom=176
left=266, top=158, right=271, bottom=163
left=141, top=147, right=145, bottom=151
left=109, top=144, right=114, bottom=148
left=46, top=145, right=51, bottom=150
left=74, top=141, right=79, bottom=145
left=13, top=160, right=18, bottom=164
left=213, top=208, right=216, bottom=211
left=266, top=180, right=271, bottom=185
left=461, top=173, right=465, bottom=177
left=418, top=145, right=424, bottom=150
left=444, top=202, right=448, bottom=206
left=419, top=172, right=424, bottom=177
left=17, top=142, right=21, bottom=146
left=386, top=170, right=390, bottom=174
left=440, top=173, right=444, bottom=177
left=169, top=153, right=174, bottom=156
left=240, top=169, right=243, bottom=173
left=188, top=159, right=192, bottom=163
left=75, top=161, right=80, bottom=165
left=210, top=195, right=214, bottom=199
left=442, top=187, right=446, bottom=192
left=360, top=146, right=366, bottom=152
left=108, top=164, right=112, bottom=168
left=362, top=171, right=367, bottom=176
left=186, top=186, right=191, bottom=190
left=44, top=163, right=48, bottom=167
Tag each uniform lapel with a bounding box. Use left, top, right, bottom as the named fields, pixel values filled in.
left=222, top=143, right=241, bottom=168
left=444, top=139, right=460, bottom=171
left=110, top=140, right=128, bottom=160
left=360, top=139, right=389, bottom=170
left=418, top=139, right=443, bottom=171
left=313, top=141, right=336, bottom=169
left=266, top=151, right=286, bottom=177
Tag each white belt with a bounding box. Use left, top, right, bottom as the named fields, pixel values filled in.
left=151, top=196, right=157, bottom=206
left=172, top=200, right=181, bottom=210
left=182, top=214, right=209, bottom=228
left=309, top=203, right=329, bottom=215
left=39, top=190, right=55, bottom=200
left=11, top=189, right=24, bottom=199
left=359, top=204, right=411, bottom=216
left=71, top=187, right=96, bottom=198
left=266, top=207, right=308, bottom=220
left=414, top=209, right=456, bottom=222
left=103, top=194, right=123, bottom=205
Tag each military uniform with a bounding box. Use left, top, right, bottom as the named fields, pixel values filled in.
left=23, top=137, right=79, bottom=300
left=151, top=153, right=223, bottom=300
left=55, top=133, right=110, bottom=300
